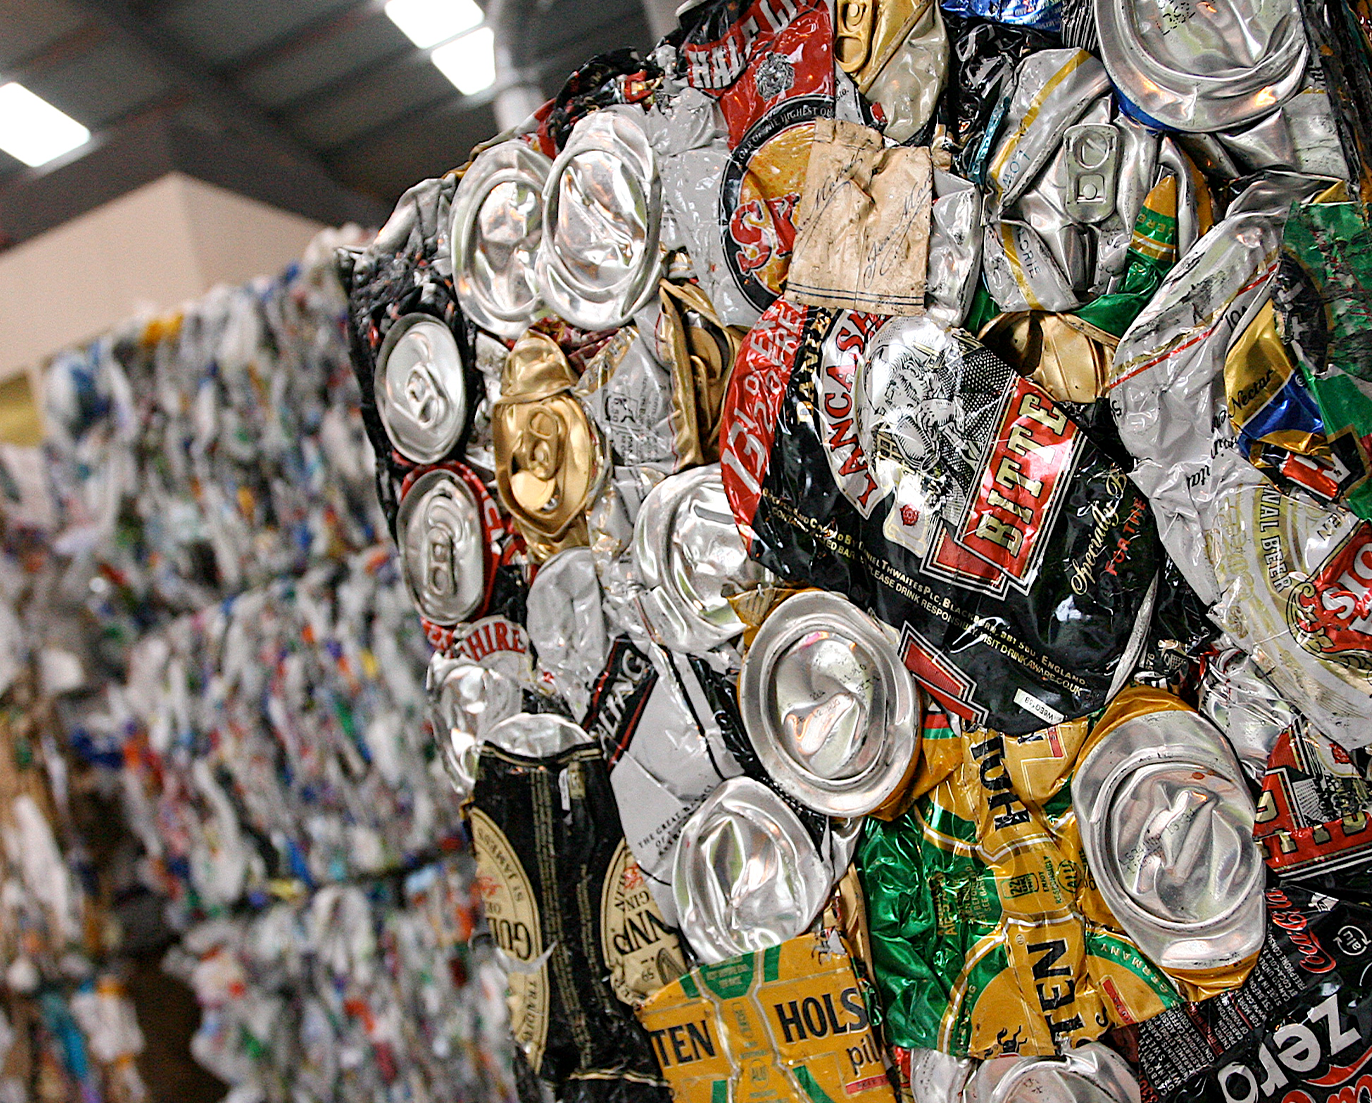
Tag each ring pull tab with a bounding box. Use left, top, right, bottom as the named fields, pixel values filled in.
left=836, top=0, right=874, bottom=73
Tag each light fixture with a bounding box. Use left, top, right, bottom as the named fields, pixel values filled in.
left=0, top=83, right=90, bottom=168
left=383, top=0, right=484, bottom=49
left=432, top=27, right=496, bottom=96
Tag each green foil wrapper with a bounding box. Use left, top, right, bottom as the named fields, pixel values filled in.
left=855, top=708, right=1180, bottom=1059
left=1274, top=201, right=1372, bottom=519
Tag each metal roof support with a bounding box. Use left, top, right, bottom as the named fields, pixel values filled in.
left=65, top=0, right=336, bottom=176
left=640, top=0, right=679, bottom=41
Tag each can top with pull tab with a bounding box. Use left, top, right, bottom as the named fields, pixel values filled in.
left=395, top=464, right=499, bottom=626
left=374, top=313, right=468, bottom=465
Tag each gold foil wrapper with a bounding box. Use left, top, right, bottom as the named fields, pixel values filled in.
left=658, top=281, right=742, bottom=467
left=979, top=311, right=1115, bottom=405
left=635, top=932, right=896, bottom=1103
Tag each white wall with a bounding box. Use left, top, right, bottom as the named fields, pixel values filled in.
left=0, top=172, right=325, bottom=421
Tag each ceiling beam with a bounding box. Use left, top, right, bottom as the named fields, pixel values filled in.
left=64, top=0, right=336, bottom=177
left=217, top=0, right=385, bottom=80
left=0, top=24, right=111, bottom=86
left=273, top=39, right=418, bottom=118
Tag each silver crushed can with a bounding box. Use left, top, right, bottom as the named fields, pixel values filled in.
left=672, top=775, right=833, bottom=964
left=737, top=589, right=920, bottom=818
left=450, top=139, right=553, bottom=339
left=374, top=314, right=468, bottom=464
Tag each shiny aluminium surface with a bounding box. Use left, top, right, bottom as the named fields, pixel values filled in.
left=738, top=590, right=919, bottom=817
left=525, top=547, right=609, bottom=717
left=964, top=1044, right=1142, bottom=1103
left=1094, top=0, right=1308, bottom=132
left=483, top=712, right=592, bottom=759
left=451, top=140, right=553, bottom=339
left=1199, top=647, right=1296, bottom=778
left=538, top=108, right=664, bottom=332
left=672, top=776, right=832, bottom=963
left=427, top=653, right=524, bottom=798
left=396, top=468, right=489, bottom=625
left=374, top=314, right=468, bottom=465
left=1073, top=694, right=1266, bottom=979
left=632, top=463, right=771, bottom=653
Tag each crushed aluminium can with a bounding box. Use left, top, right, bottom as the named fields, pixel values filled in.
left=1110, top=884, right=1372, bottom=1103
left=962, top=1043, right=1141, bottom=1103
left=634, top=932, right=896, bottom=1103
left=1273, top=199, right=1372, bottom=520
left=395, top=464, right=502, bottom=626
left=526, top=547, right=610, bottom=717
left=836, top=0, right=948, bottom=144
left=652, top=280, right=741, bottom=467
left=631, top=464, right=772, bottom=655
left=672, top=776, right=833, bottom=964
left=491, top=330, right=607, bottom=561
left=1106, top=174, right=1333, bottom=606
left=737, top=589, right=920, bottom=818
left=1253, top=716, right=1372, bottom=890
left=450, top=139, right=553, bottom=339
left=858, top=705, right=1182, bottom=1059
left=428, top=645, right=527, bottom=799
left=1207, top=449, right=1372, bottom=750
left=537, top=109, right=663, bottom=332
left=1072, top=686, right=1266, bottom=993
left=676, top=0, right=837, bottom=315
left=1199, top=647, right=1298, bottom=780
left=1093, top=0, right=1308, bottom=132
left=470, top=732, right=682, bottom=1103
left=590, top=637, right=744, bottom=927
left=373, top=313, right=469, bottom=465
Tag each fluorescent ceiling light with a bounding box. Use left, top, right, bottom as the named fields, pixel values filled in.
left=432, top=27, right=496, bottom=95
left=384, top=0, right=483, bottom=48
left=0, top=83, right=90, bottom=168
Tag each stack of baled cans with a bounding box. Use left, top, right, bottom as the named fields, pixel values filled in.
left=338, top=2, right=1372, bottom=1102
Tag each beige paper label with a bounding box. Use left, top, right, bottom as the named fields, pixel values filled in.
left=787, top=118, right=933, bottom=315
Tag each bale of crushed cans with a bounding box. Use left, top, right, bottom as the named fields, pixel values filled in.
left=6, top=235, right=516, bottom=1102
left=338, top=0, right=1372, bottom=1101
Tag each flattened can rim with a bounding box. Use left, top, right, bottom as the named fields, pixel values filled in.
left=1093, top=0, right=1307, bottom=132
left=632, top=464, right=756, bottom=651
left=537, top=108, right=663, bottom=332
left=1072, top=705, right=1266, bottom=974
left=672, top=775, right=833, bottom=963
left=374, top=313, right=468, bottom=464
left=739, top=590, right=920, bottom=817
left=450, top=140, right=553, bottom=339
left=395, top=463, right=500, bottom=626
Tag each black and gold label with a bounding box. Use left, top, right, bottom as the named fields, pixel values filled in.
left=470, top=806, right=550, bottom=1070
left=601, top=840, right=686, bottom=1006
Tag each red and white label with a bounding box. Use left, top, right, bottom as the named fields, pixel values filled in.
left=720, top=299, right=808, bottom=546
left=957, top=378, right=1080, bottom=583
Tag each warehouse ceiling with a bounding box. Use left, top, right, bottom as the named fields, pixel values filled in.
left=0, top=0, right=662, bottom=248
